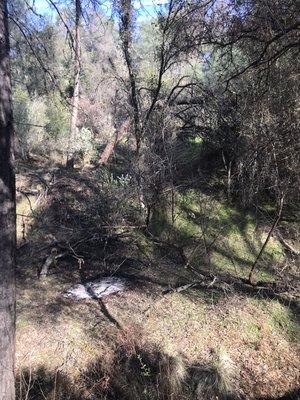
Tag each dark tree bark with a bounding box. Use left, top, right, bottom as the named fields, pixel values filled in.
left=0, top=1, right=16, bottom=399
left=66, top=0, right=81, bottom=169
left=119, top=0, right=141, bottom=156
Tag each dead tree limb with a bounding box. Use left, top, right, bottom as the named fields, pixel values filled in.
left=276, top=230, right=300, bottom=257
left=99, top=119, right=130, bottom=165
left=248, top=195, right=284, bottom=285
left=39, top=248, right=66, bottom=278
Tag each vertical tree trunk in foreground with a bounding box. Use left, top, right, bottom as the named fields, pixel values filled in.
left=0, top=1, right=16, bottom=399
left=66, top=0, right=81, bottom=169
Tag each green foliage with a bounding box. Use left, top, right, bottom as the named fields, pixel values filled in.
left=13, top=87, right=72, bottom=155
left=13, top=87, right=30, bottom=149
left=243, top=321, right=262, bottom=343
left=136, top=21, right=160, bottom=82
left=137, top=354, right=152, bottom=378
left=13, top=87, right=49, bottom=153
left=70, top=127, right=95, bottom=156
left=269, top=302, right=299, bottom=342
left=45, top=94, right=70, bottom=140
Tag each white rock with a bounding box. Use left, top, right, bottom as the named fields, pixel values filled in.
left=65, top=277, right=128, bottom=300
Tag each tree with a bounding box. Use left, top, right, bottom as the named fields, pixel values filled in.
left=117, top=0, right=141, bottom=155
left=66, top=0, right=81, bottom=169
left=0, top=0, right=16, bottom=398
left=99, top=119, right=130, bottom=165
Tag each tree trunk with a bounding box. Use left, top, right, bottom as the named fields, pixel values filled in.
left=222, top=151, right=232, bottom=201
left=0, top=1, right=16, bottom=399
left=99, top=119, right=130, bottom=165
left=119, top=0, right=141, bottom=156
left=66, top=0, right=81, bottom=169
left=227, top=160, right=232, bottom=201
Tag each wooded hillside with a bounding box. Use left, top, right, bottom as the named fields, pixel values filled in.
left=0, top=0, right=299, bottom=399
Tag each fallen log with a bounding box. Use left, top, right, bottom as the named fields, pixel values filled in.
left=39, top=248, right=66, bottom=278
left=276, top=231, right=300, bottom=257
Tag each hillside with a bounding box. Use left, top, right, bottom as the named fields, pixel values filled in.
left=15, top=154, right=300, bottom=400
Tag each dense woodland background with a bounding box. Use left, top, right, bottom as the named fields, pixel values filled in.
left=0, top=0, right=299, bottom=399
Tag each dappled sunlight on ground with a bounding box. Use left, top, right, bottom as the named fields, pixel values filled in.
left=15, top=160, right=299, bottom=399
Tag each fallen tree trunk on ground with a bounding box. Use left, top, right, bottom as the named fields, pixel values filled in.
left=39, top=248, right=66, bottom=278
left=276, top=230, right=300, bottom=257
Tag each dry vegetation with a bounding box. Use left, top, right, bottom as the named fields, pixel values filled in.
left=15, top=156, right=300, bottom=400
left=1, top=1, right=298, bottom=398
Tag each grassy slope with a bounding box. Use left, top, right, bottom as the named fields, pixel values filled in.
left=15, top=159, right=299, bottom=400
left=175, top=189, right=285, bottom=281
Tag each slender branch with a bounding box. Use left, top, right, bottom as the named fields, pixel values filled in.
left=248, top=194, right=284, bottom=284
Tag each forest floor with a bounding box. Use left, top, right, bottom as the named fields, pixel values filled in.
left=15, top=155, right=300, bottom=400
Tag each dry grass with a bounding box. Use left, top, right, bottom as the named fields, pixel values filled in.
left=15, top=161, right=300, bottom=399
left=16, top=276, right=300, bottom=399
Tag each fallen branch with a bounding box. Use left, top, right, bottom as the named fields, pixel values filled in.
left=276, top=230, right=300, bottom=257
left=36, top=228, right=142, bottom=254
left=248, top=194, right=284, bottom=285
left=17, top=188, right=40, bottom=196
left=143, top=275, right=218, bottom=317
left=163, top=276, right=218, bottom=295
left=163, top=282, right=197, bottom=295
left=39, top=248, right=66, bottom=278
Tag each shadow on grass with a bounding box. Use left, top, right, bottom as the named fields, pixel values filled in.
left=15, top=157, right=299, bottom=392
left=16, top=159, right=299, bottom=330
left=14, top=150, right=300, bottom=400
left=17, top=344, right=300, bottom=400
